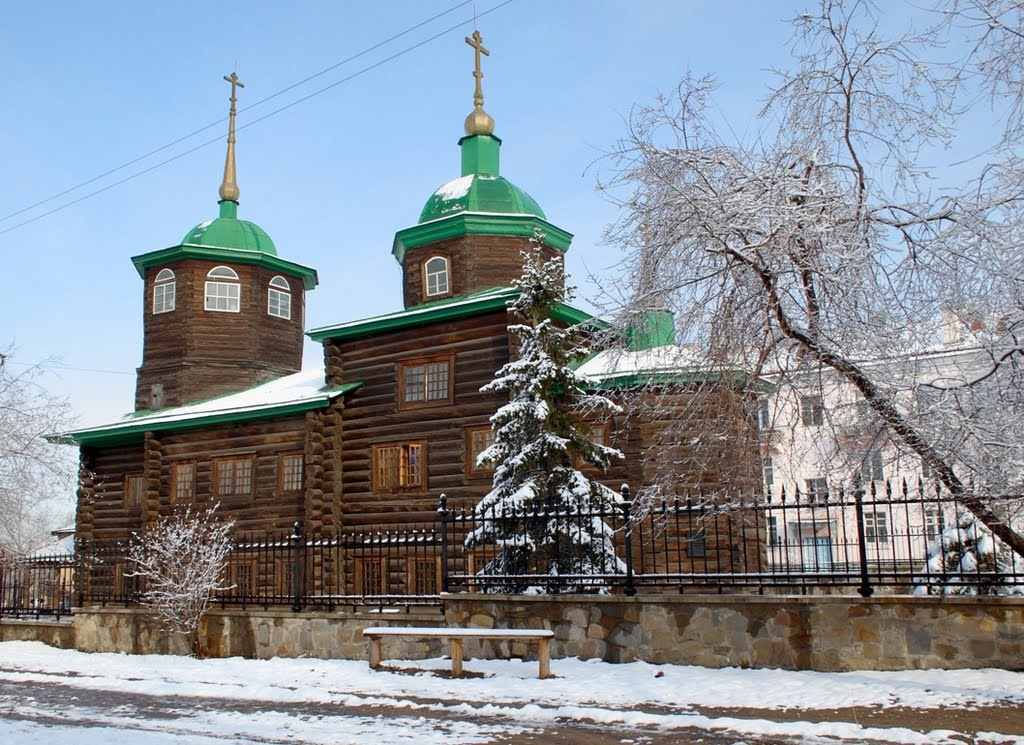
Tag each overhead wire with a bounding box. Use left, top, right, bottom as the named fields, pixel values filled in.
left=0, top=0, right=513, bottom=236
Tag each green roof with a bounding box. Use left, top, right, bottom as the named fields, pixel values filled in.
left=308, top=286, right=603, bottom=343
left=419, top=174, right=546, bottom=224
left=183, top=199, right=277, bottom=254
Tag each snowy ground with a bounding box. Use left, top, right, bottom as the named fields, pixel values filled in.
left=0, top=641, right=1022, bottom=744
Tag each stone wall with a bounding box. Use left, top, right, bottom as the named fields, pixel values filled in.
left=14, top=594, right=1022, bottom=672
left=0, top=618, right=74, bottom=648
left=444, top=594, right=1024, bottom=671
left=72, top=607, right=448, bottom=660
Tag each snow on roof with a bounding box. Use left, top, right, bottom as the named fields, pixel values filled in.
left=576, top=345, right=710, bottom=385
left=432, top=174, right=474, bottom=201
left=26, top=534, right=74, bottom=560
left=68, top=368, right=354, bottom=443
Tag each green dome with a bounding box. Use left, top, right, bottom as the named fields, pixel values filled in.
left=182, top=202, right=277, bottom=255
left=419, top=173, right=546, bottom=224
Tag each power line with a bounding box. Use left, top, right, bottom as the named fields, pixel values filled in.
left=0, top=1, right=510, bottom=233
left=4, top=359, right=134, bottom=376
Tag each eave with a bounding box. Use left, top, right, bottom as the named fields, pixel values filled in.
left=132, top=244, right=319, bottom=290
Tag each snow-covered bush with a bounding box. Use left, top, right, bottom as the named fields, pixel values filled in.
left=466, top=231, right=625, bottom=593
left=127, top=504, right=235, bottom=655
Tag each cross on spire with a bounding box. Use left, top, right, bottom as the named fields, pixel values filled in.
left=465, top=30, right=489, bottom=109
left=219, top=71, right=245, bottom=204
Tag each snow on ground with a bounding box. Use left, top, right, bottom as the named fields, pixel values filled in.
left=1, top=641, right=1022, bottom=744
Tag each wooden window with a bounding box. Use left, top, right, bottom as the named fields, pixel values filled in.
left=423, top=256, right=450, bottom=297
left=356, top=558, right=385, bottom=595
left=372, top=442, right=424, bottom=491
left=205, top=266, right=240, bottom=312
left=280, top=453, right=304, bottom=493
left=800, top=395, right=824, bottom=426
left=172, top=462, right=195, bottom=503
left=125, top=475, right=146, bottom=510
left=407, top=557, right=440, bottom=595
left=467, top=427, right=495, bottom=475
left=153, top=268, right=175, bottom=314
left=399, top=357, right=452, bottom=408
left=574, top=421, right=611, bottom=469
left=268, top=275, right=292, bottom=320
left=215, top=457, right=253, bottom=498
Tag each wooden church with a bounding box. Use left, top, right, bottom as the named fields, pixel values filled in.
left=68, top=36, right=760, bottom=596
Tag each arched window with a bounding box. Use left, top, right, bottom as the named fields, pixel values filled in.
left=205, top=265, right=240, bottom=312
left=424, top=256, right=450, bottom=297
left=268, top=275, right=292, bottom=320
left=152, top=268, right=176, bottom=314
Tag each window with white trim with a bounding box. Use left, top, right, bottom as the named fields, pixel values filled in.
left=801, top=395, right=824, bottom=426
left=153, top=268, right=176, bottom=314
left=268, top=275, right=292, bottom=320
left=424, top=256, right=450, bottom=297
left=865, top=510, right=889, bottom=543
left=861, top=449, right=884, bottom=482
left=205, top=266, right=240, bottom=312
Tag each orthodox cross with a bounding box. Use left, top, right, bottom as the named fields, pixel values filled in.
left=465, top=30, right=489, bottom=109
left=224, top=71, right=245, bottom=113
left=219, top=72, right=245, bottom=202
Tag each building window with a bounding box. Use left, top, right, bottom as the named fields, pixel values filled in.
left=205, top=266, right=240, bottom=312
left=467, top=427, right=496, bottom=475
left=125, top=475, right=146, bottom=510
left=921, top=458, right=935, bottom=480
left=373, top=442, right=424, bottom=491
left=756, top=401, right=771, bottom=431
left=172, top=462, right=195, bottom=503
left=268, top=275, right=292, bottom=320
left=356, top=558, right=385, bottom=595
left=767, top=515, right=780, bottom=546
left=865, top=510, right=889, bottom=543
left=801, top=395, right=824, bottom=426
left=407, top=558, right=440, bottom=595
left=762, top=456, right=774, bottom=489
left=924, top=509, right=944, bottom=541
left=399, top=357, right=452, bottom=408
left=215, top=457, right=253, bottom=498
left=861, top=449, right=884, bottom=482
left=280, top=453, right=304, bottom=493
left=804, top=477, right=828, bottom=503
left=802, top=536, right=833, bottom=569
left=153, top=268, right=176, bottom=314
left=423, top=256, right=450, bottom=297
left=687, top=529, right=707, bottom=558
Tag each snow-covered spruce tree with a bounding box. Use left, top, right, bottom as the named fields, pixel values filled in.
left=916, top=513, right=1024, bottom=596
left=466, top=231, right=624, bottom=593
left=127, top=504, right=234, bottom=656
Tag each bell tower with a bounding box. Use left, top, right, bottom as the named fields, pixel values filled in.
left=391, top=31, right=573, bottom=309
left=131, top=73, right=318, bottom=411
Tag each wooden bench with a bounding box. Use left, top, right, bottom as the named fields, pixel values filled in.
left=362, top=626, right=554, bottom=679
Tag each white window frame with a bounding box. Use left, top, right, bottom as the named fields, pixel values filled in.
left=153, top=268, right=176, bottom=314
left=801, top=395, right=824, bottom=427
left=205, top=266, right=240, bottom=312
left=268, top=275, right=292, bottom=320
left=424, top=256, right=450, bottom=297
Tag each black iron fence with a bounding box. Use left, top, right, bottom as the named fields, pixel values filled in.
left=3, top=480, right=1021, bottom=617
left=0, top=551, right=75, bottom=618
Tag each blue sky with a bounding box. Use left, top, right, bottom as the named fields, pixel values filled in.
left=1, top=0, right=905, bottom=426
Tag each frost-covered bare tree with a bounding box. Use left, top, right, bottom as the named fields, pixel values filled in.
left=601, top=0, right=1024, bottom=558
left=0, top=346, right=77, bottom=555
left=127, top=505, right=234, bottom=656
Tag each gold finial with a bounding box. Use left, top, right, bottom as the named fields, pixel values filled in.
left=464, top=30, right=495, bottom=136
left=219, top=71, right=245, bottom=202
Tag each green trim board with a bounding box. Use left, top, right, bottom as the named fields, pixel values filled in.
left=66, top=381, right=361, bottom=447
left=307, top=286, right=605, bottom=343
left=392, top=212, right=573, bottom=265
left=132, top=244, right=319, bottom=290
